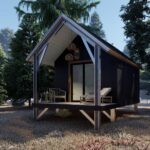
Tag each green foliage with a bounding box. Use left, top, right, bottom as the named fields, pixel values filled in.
left=0, top=47, right=7, bottom=104
left=38, top=65, right=54, bottom=93
left=123, top=45, right=130, bottom=57
left=77, top=11, right=105, bottom=40
left=89, top=11, right=105, bottom=38
left=0, top=28, right=14, bottom=57
left=16, top=0, right=100, bottom=31
left=121, top=0, right=150, bottom=67
left=4, top=15, right=41, bottom=99
left=63, top=0, right=100, bottom=22
left=121, top=0, right=150, bottom=95
left=140, top=70, right=150, bottom=95
left=4, top=14, right=55, bottom=99
left=140, top=70, right=150, bottom=80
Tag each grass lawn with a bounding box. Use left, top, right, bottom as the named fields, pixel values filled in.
left=0, top=107, right=150, bottom=150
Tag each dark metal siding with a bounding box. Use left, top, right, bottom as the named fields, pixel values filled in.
left=54, top=36, right=90, bottom=101
left=54, top=36, right=139, bottom=105
left=54, top=50, right=68, bottom=91
left=101, top=50, right=139, bottom=106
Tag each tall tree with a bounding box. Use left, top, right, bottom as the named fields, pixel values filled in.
left=16, top=0, right=100, bottom=31
left=5, top=14, right=54, bottom=99
left=0, top=46, right=7, bottom=104
left=121, top=0, right=150, bottom=67
left=4, top=15, right=41, bottom=99
left=0, top=28, right=14, bottom=57
left=89, top=11, right=105, bottom=38
left=123, top=45, right=130, bottom=57
left=63, top=0, right=100, bottom=22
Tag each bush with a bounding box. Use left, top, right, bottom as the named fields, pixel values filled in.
left=140, top=70, right=150, bottom=95
left=0, top=47, right=7, bottom=104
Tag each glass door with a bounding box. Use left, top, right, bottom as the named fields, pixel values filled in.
left=72, top=63, right=94, bottom=101
left=72, top=64, right=83, bottom=101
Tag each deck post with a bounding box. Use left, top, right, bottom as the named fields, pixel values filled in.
left=110, top=109, right=116, bottom=122
left=134, top=103, right=138, bottom=112
left=33, top=53, right=38, bottom=120
left=94, top=44, right=101, bottom=130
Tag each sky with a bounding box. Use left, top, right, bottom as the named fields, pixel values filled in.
left=0, top=0, right=128, bottom=51
left=96, top=0, right=128, bottom=51
left=0, top=0, right=19, bottom=31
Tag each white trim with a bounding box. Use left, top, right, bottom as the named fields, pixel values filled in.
left=65, top=22, right=95, bottom=47
left=37, top=44, right=48, bottom=66
left=62, top=15, right=110, bottom=51
left=81, top=36, right=95, bottom=64
left=53, top=21, right=65, bottom=35
left=27, top=14, right=110, bottom=62
left=26, top=14, right=138, bottom=68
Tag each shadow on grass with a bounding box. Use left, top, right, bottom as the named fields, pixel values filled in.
left=0, top=108, right=150, bottom=144
left=0, top=110, right=93, bottom=144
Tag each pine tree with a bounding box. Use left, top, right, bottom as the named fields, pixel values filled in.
left=121, top=0, right=150, bottom=95
left=90, top=11, right=105, bottom=38
left=121, top=0, right=150, bottom=67
left=4, top=15, right=41, bottom=99
left=0, top=46, right=7, bottom=104
left=16, top=0, right=100, bottom=31
left=0, top=28, right=14, bottom=58
left=5, top=14, right=54, bottom=99
left=0, top=28, right=14, bottom=52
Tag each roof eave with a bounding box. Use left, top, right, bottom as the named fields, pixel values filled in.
left=26, top=14, right=139, bottom=69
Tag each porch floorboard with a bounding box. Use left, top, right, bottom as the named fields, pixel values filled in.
left=33, top=102, right=118, bottom=111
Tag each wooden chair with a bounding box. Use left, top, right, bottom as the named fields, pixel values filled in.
left=41, top=88, right=66, bottom=102
left=80, top=87, right=112, bottom=103
left=100, top=87, right=112, bottom=103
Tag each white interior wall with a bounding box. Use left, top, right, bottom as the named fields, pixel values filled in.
left=41, top=24, right=77, bottom=66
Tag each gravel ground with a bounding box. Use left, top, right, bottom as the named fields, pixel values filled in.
left=0, top=108, right=150, bottom=150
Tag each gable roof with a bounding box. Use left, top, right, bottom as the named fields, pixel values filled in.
left=26, top=14, right=139, bottom=68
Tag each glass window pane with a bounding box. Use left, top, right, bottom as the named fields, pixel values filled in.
left=85, top=64, right=94, bottom=96
left=72, top=64, right=83, bottom=100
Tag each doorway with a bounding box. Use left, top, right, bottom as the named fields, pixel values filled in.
left=71, top=63, right=94, bottom=101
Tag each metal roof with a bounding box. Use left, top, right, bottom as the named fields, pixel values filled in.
left=26, top=14, right=139, bottom=68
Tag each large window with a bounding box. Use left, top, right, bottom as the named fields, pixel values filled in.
left=72, top=63, right=94, bottom=101
left=85, top=64, right=94, bottom=96
left=72, top=64, right=83, bottom=100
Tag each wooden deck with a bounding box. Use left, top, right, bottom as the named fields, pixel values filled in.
left=33, top=102, right=118, bottom=111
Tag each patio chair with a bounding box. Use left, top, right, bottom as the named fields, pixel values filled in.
left=50, top=88, right=66, bottom=102
left=100, top=87, right=112, bottom=103
left=40, top=88, right=66, bottom=102
left=80, top=87, right=112, bottom=103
